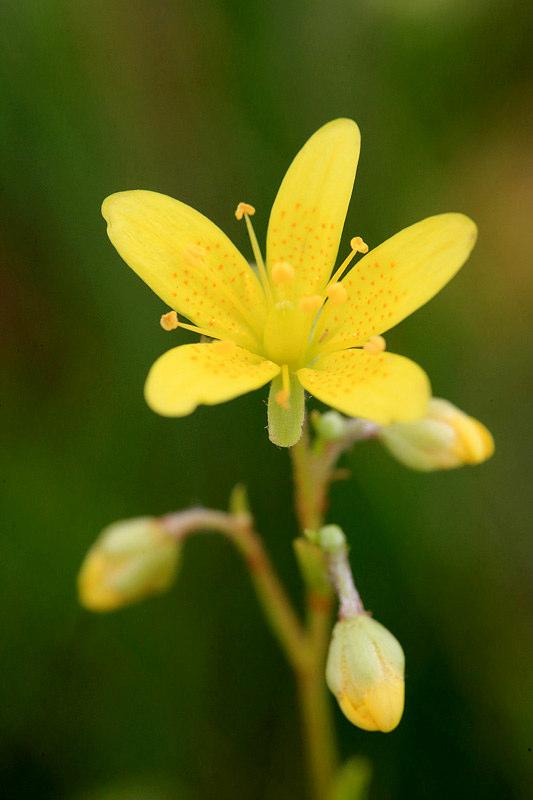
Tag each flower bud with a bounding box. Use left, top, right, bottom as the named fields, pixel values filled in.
left=326, top=615, right=405, bottom=732
left=379, top=398, right=494, bottom=471
left=312, top=410, right=347, bottom=442
left=317, top=524, right=346, bottom=553
left=78, top=517, right=179, bottom=612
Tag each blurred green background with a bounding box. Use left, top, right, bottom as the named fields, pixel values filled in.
left=1, top=1, right=532, bottom=798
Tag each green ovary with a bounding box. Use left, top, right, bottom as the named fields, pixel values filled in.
left=261, top=302, right=315, bottom=369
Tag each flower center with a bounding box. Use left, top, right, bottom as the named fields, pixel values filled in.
left=258, top=236, right=368, bottom=369
left=163, top=204, right=369, bottom=372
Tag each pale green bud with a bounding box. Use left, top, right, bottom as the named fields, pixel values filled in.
left=317, top=524, right=346, bottom=553
left=326, top=615, right=405, bottom=733
left=379, top=398, right=494, bottom=471
left=313, top=410, right=347, bottom=442
left=78, top=517, right=179, bottom=612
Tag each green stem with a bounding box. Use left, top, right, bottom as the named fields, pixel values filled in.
left=291, top=423, right=327, bottom=531
left=290, top=424, right=340, bottom=799
left=165, top=414, right=351, bottom=800
left=228, top=514, right=311, bottom=673
left=297, top=664, right=338, bottom=800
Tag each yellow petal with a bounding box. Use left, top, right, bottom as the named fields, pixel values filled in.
left=298, top=349, right=430, bottom=423
left=102, top=190, right=266, bottom=350
left=145, top=341, right=279, bottom=416
left=339, top=679, right=405, bottom=733
left=266, top=119, right=360, bottom=295
left=319, top=214, right=477, bottom=349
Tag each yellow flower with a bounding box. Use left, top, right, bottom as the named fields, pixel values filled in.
left=326, top=615, right=405, bottom=733
left=102, top=119, right=477, bottom=446
left=379, top=397, right=494, bottom=471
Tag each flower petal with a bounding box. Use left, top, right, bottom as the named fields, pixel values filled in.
left=318, top=214, right=477, bottom=349
left=297, top=349, right=430, bottom=423
left=102, top=190, right=266, bottom=349
left=266, top=119, right=360, bottom=295
left=145, top=341, right=279, bottom=416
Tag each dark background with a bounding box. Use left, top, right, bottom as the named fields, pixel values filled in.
left=1, top=1, right=532, bottom=798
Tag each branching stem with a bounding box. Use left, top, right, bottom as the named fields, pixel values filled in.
left=163, top=415, right=372, bottom=800
left=162, top=508, right=311, bottom=673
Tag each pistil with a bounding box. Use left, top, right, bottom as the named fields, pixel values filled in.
left=275, top=364, right=291, bottom=409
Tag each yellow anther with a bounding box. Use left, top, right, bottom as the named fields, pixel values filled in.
left=160, top=310, right=179, bottom=331
left=164, top=314, right=225, bottom=341
left=234, top=201, right=272, bottom=301
left=363, top=335, right=386, bottom=354
left=299, top=294, right=324, bottom=313
left=327, top=236, right=367, bottom=288
left=271, top=261, right=295, bottom=284
left=350, top=236, right=368, bottom=254
left=327, top=282, right=348, bottom=306
left=235, top=202, right=256, bottom=220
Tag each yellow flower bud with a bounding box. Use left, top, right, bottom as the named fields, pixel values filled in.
left=78, top=517, right=180, bottom=612
left=326, top=615, right=405, bottom=733
left=379, top=398, right=494, bottom=471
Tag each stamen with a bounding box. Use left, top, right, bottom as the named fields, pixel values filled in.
left=160, top=310, right=179, bottom=331
left=326, top=234, right=368, bottom=288
left=235, top=200, right=272, bottom=301
left=326, top=282, right=348, bottom=306
left=160, top=311, right=222, bottom=341
left=299, top=294, right=324, bottom=313
left=275, top=365, right=291, bottom=409
left=363, top=335, right=386, bottom=354
left=271, top=261, right=295, bottom=285
left=350, top=236, right=368, bottom=254
left=235, top=202, right=256, bottom=220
